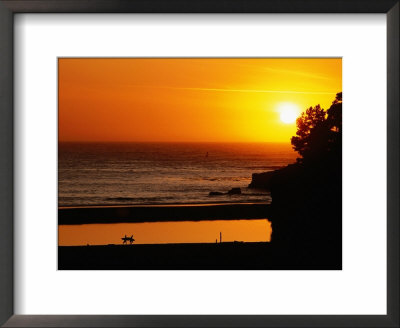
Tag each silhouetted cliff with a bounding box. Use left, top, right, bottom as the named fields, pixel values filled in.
left=249, top=93, right=342, bottom=268
left=248, top=170, right=276, bottom=189
left=270, top=158, right=341, bottom=267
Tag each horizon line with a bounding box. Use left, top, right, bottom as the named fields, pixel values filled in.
left=58, top=140, right=293, bottom=144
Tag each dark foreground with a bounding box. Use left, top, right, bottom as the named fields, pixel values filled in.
left=58, top=242, right=341, bottom=270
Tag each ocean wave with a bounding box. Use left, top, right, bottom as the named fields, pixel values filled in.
left=59, top=142, right=294, bottom=206
left=104, top=196, right=175, bottom=202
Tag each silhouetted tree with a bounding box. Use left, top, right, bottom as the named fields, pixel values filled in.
left=268, top=92, right=343, bottom=269
left=327, top=92, right=342, bottom=132
left=291, top=92, right=342, bottom=162
left=325, top=92, right=342, bottom=161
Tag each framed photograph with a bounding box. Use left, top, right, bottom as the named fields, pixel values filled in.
left=0, top=0, right=398, bottom=327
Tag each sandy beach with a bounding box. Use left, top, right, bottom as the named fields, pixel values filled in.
left=58, top=242, right=272, bottom=270
left=58, top=242, right=341, bottom=270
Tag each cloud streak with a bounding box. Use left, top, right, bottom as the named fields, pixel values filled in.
left=232, top=63, right=330, bottom=81
left=128, top=85, right=335, bottom=95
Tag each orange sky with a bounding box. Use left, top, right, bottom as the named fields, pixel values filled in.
left=59, top=58, right=342, bottom=143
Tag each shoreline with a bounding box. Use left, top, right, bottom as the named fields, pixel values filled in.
left=58, top=201, right=268, bottom=209
left=61, top=241, right=268, bottom=247
left=59, top=202, right=271, bottom=225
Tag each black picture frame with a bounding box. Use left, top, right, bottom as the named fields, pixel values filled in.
left=0, top=0, right=398, bottom=327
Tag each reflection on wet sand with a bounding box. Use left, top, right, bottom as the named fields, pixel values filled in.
left=58, top=219, right=271, bottom=246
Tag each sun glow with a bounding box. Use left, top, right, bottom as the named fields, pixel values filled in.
left=278, top=103, right=301, bottom=124
left=59, top=58, right=341, bottom=142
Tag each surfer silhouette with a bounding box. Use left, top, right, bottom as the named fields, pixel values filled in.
left=121, top=235, right=135, bottom=244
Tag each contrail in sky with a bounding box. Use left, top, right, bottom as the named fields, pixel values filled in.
left=128, top=85, right=335, bottom=95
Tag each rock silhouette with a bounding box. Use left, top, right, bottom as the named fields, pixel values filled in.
left=250, top=92, right=342, bottom=268
left=228, top=187, right=241, bottom=195
left=208, top=188, right=242, bottom=196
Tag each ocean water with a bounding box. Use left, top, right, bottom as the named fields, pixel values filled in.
left=58, top=142, right=297, bottom=206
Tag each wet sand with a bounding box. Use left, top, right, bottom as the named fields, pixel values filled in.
left=58, top=203, right=341, bottom=270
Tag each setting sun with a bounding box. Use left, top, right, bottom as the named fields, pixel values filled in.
left=59, top=58, right=342, bottom=143
left=278, top=103, right=301, bottom=124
